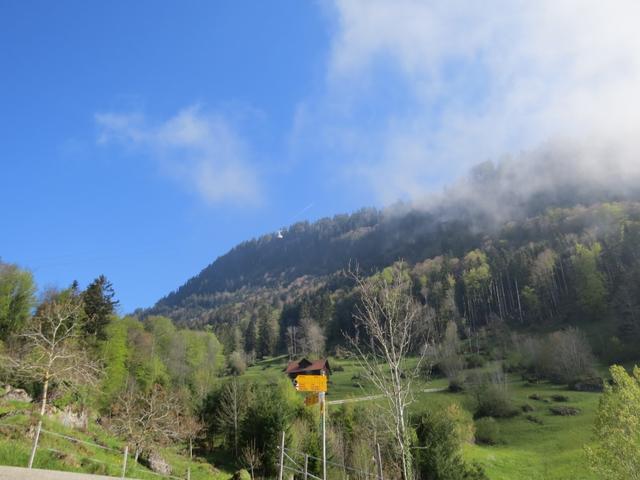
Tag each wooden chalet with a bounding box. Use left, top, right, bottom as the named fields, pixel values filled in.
left=284, top=358, right=332, bottom=379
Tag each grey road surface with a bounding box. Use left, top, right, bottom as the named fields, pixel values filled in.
left=0, top=466, right=131, bottom=480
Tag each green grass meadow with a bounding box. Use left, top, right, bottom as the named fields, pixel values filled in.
left=242, top=356, right=602, bottom=480
left=1, top=358, right=604, bottom=479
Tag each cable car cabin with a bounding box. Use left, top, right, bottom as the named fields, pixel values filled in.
left=284, top=358, right=332, bottom=380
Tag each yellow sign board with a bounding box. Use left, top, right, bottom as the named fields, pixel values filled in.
left=305, top=393, right=319, bottom=406
left=295, top=374, right=328, bottom=392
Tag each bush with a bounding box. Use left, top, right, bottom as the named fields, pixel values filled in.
left=528, top=393, right=543, bottom=401
left=568, top=376, right=604, bottom=392
left=549, top=406, right=581, bottom=416
left=413, top=409, right=488, bottom=479
left=228, top=351, right=247, bottom=376
left=475, top=418, right=500, bottom=445
left=551, top=394, right=569, bottom=402
left=522, top=372, right=543, bottom=384
left=232, top=470, right=251, bottom=480
left=511, top=329, right=595, bottom=384
left=466, top=354, right=486, bottom=369
left=521, top=403, right=535, bottom=412
left=525, top=414, right=544, bottom=425
left=448, top=376, right=465, bottom=393
left=473, top=382, right=518, bottom=419
left=445, top=403, right=475, bottom=444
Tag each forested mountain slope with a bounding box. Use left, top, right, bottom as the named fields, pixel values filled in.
left=149, top=155, right=640, bottom=360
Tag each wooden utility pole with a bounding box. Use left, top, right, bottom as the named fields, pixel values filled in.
left=320, top=392, right=327, bottom=480
left=278, top=430, right=285, bottom=480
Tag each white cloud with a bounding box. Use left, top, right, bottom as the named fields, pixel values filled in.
left=95, top=107, right=262, bottom=205
left=306, top=0, right=640, bottom=202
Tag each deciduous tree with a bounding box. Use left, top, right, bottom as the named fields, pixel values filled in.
left=586, top=365, right=640, bottom=480
left=0, top=262, right=36, bottom=339
left=347, top=263, right=434, bottom=480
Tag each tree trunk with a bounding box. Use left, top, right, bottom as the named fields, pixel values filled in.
left=29, top=373, right=49, bottom=469
left=39, top=376, right=50, bottom=417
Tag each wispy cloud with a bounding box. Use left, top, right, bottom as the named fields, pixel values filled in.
left=299, top=0, right=640, bottom=203
left=95, top=106, right=262, bottom=206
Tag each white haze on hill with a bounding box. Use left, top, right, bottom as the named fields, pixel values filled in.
left=299, top=0, right=640, bottom=206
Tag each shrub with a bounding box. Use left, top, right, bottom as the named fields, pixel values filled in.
left=525, top=414, right=544, bottom=425
left=413, top=409, right=488, bottom=479
left=528, top=393, right=543, bottom=401
left=232, top=470, right=251, bottom=480
left=466, top=354, right=486, bottom=369
left=522, top=372, right=543, bottom=384
left=445, top=403, right=475, bottom=444
left=475, top=418, right=500, bottom=445
left=472, top=377, right=518, bottom=419
left=228, top=351, right=247, bottom=376
left=551, top=394, right=569, bottom=402
left=569, top=376, right=604, bottom=392
left=511, top=329, right=595, bottom=384
left=448, top=376, right=465, bottom=393
left=521, top=403, right=535, bottom=412
left=549, top=406, right=581, bottom=416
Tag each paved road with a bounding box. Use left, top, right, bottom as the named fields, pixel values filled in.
left=327, top=387, right=446, bottom=405
left=0, top=466, right=131, bottom=480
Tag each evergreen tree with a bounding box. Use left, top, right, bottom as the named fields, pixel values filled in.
left=256, top=316, right=276, bottom=359
left=83, top=275, right=119, bottom=339
left=244, top=316, right=257, bottom=354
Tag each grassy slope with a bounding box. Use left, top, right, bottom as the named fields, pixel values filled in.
left=242, top=357, right=601, bottom=480
left=0, top=397, right=230, bottom=480
left=0, top=358, right=603, bottom=480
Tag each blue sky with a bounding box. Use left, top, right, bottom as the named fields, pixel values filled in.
left=2, top=1, right=639, bottom=312
left=1, top=1, right=344, bottom=311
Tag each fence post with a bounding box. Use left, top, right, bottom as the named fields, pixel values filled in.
left=375, top=443, right=384, bottom=480
left=303, top=454, right=308, bottom=480
left=27, top=420, right=42, bottom=469
left=121, top=445, right=128, bottom=479
left=186, top=437, right=193, bottom=480
left=278, top=430, right=285, bottom=480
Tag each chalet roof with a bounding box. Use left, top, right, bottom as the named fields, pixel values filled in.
left=284, top=358, right=332, bottom=375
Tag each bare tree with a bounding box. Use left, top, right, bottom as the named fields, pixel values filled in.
left=300, top=317, right=326, bottom=357
left=241, top=438, right=262, bottom=480
left=1, top=290, right=100, bottom=468
left=347, top=263, right=434, bottom=480
left=285, top=325, right=300, bottom=359
left=109, top=381, right=186, bottom=462
left=545, top=327, right=594, bottom=383
left=436, top=320, right=464, bottom=381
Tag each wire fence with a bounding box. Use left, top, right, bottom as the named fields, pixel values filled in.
left=0, top=421, right=189, bottom=480
left=277, top=438, right=383, bottom=480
